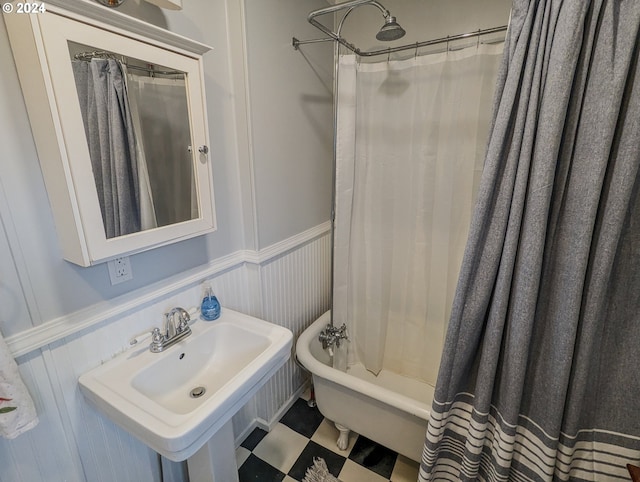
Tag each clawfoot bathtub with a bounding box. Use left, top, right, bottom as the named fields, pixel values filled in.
left=296, top=311, right=433, bottom=462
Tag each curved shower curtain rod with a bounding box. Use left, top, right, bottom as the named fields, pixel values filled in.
left=293, top=24, right=508, bottom=57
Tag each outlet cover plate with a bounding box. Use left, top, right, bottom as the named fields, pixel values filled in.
left=108, top=256, right=133, bottom=285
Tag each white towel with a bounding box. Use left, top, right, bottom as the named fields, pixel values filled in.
left=0, top=330, right=38, bottom=439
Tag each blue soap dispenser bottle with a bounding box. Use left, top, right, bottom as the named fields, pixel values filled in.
left=201, top=286, right=221, bottom=321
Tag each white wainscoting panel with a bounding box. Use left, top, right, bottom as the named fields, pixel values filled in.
left=254, top=234, right=331, bottom=423
left=0, top=352, right=85, bottom=482
left=48, top=320, right=164, bottom=482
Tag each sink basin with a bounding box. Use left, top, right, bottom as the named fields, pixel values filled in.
left=78, top=308, right=292, bottom=462
left=131, top=322, right=271, bottom=415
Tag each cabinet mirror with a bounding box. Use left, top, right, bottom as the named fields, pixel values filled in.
left=4, top=4, right=216, bottom=266
left=69, top=41, right=198, bottom=239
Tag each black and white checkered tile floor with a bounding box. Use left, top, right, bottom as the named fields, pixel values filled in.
left=235, top=393, right=420, bottom=482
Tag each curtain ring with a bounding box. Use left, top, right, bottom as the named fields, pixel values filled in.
left=476, top=29, right=481, bottom=48
left=414, top=42, right=419, bottom=59
left=387, top=48, right=391, bottom=62
left=446, top=35, right=450, bottom=52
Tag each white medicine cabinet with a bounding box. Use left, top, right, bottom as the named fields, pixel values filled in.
left=3, top=1, right=216, bottom=266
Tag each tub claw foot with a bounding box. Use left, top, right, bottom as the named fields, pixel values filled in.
left=335, top=423, right=350, bottom=451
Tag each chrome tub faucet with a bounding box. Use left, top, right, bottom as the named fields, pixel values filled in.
left=318, top=323, right=349, bottom=351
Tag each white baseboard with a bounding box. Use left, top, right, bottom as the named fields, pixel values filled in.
left=234, top=419, right=260, bottom=449
left=233, top=382, right=309, bottom=448
left=255, top=382, right=310, bottom=433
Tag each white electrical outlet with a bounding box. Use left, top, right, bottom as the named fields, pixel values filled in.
left=107, top=256, right=133, bottom=285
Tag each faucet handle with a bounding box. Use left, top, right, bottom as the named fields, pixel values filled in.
left=151, top=327, right=163, bottom=345
left=169, top=307, right=190, bottom=333
left=335, top=329, right=347, bottom=348
left=177, top=311, right=190, bottom=332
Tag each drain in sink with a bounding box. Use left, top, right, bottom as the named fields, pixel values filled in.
left=190, top=386, right=206, bottom=398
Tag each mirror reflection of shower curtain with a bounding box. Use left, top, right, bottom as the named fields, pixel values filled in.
left=333, top=44, right=503, bottom=384
left=121, top=65, right=157, bottom=231
left=72, top=59, right=141, bottom=238
left=125, top=74, right=197, bottom=228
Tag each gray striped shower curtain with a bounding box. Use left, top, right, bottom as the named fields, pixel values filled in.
left=421, top=1, right=640, bottom=480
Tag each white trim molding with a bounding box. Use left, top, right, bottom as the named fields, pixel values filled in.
left=5, top=222, right=330, bottom=358
left=243, top=221, right=331, bottom=264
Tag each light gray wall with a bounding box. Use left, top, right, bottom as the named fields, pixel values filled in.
left=245, top=0, right=334, bottom=248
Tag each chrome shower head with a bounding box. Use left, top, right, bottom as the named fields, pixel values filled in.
left=306, top=1, right=407, bottom=47
left=376, top=16, right=406, bottom=41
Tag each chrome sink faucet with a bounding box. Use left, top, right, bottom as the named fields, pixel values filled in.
left=150, top=307, right=192, bottom=353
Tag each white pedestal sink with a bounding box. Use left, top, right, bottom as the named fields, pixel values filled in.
left=78, top=308, right=292, bottom=481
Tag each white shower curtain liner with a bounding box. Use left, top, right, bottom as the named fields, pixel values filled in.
left=333, top=44, right=503, bottom=384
